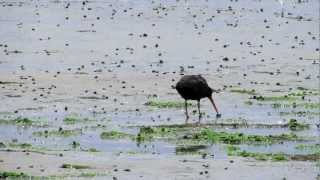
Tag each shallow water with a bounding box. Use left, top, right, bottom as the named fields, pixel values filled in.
left=0, top=0, right=319, bottom=163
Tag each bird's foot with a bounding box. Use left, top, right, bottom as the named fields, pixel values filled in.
left=195, top=121, right=201, bottom=126
left=185, top=115, right=190, bottom=123
left=216, top=113, right=222, bottom=118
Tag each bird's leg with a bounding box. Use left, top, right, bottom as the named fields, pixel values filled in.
left=197, top=100, right=201, bottom=122
left=185, top=100, right=189, bottom=122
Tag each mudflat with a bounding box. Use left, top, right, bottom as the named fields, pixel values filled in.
left=0, top=0, right=319, bottom=179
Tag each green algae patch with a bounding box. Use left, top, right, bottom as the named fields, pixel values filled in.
left=226, top=145, right=320, bottom=161
left=192, top=128, right=302, bottom=145
left=0, top=171, right=29, bottom=178
left=238, top=151, right=270, bottom=161
left=0, top=142, right=5, bottom=148
left=290, top=153, right=320, bottom=161
left=8, top=143, right=32, bottom=149
left=253, top=95, right=299, bottom=102
left=136, top=127, right=155, bottom=142
left=78, top=172, right=105, bottom=177
left=150, top=121, right=294, bottom=129
left=271, top=153, right=287, bottom=161
left=63, top=116, right=92, bottom=125
left=230, top=89, right=257, bottom=95
left=226, top=145, right=286, bottom=161
left=271, top=102, right=320, bottom=109
left=12, top=118, right=33, bottom=125
left=244, top=101, right=253, bottom=105
left=0, top=142, right=56, bottom=155
left=251, top=90, right=319, bottom=102
left=279, top=111, right=320, bottom=117
left=71, top=141, right=80, bottom=148
left=175, top=145, right=207, bottom=155
left=144, top=100, right=194, bottom=108
left=288, top=119, right=309, bottom=131
left=0, top=81, right=21, bottom=85
left=288, top=90, right=320, bottom=97
left=100, top=131, right=133, bottom=139
left=226, top=145, right=241, bottom=154
left=79, top=172, right=97, bottom=177
left=0, top=117, right=41, bottom=126
left=87, top=148, right=99, bottom=152
left=295, top=144, right=320, bottom=154
left=61, top=164, right=92, bottom=169
left=136, top=126, right=186, bottom=142
left=63, top=117, right=80, bottom=124
left=33, top=128, right=82, bottom=137
left=134, top=126, right=306, bottom=145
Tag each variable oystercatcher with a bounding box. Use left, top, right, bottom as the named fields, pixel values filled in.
left=176, top=75, right=221, bottom=121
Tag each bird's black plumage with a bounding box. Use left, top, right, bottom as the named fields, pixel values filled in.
left=176, top=75, right=212, bottom=100
left=176, top=75, right=220, bottom=121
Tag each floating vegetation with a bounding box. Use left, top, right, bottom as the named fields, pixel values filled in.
left=125, top=151, right=139, bottom=155
left=0, top=81, right=21, bottom=85
left=135, top=126, right=305, bottom=145
left=63, top=117, right=91, bottom=125
left=253, top=95, right=298, bottom=101
left=271, top=153, right=288, bottom=161
left=226, top=145, right=240, bottom=155
left=271, top=102, right=320, bottom=109
left=144, top=100, right=194, bottom=108
left=136, top=127, right=155, bottom=142
left=33, top=128, right=82, bottom=137
left=290, top=154, right=320, bottom=161
left=0, top=142, right=56, bottom=154
left=0, top=117, right=38, bottom=126
left=61, top=164, right=92, bottom=169
left=12, top=118, right=34, bottom=125
left=79, top=96, right=106, bottom=100
left=288, top=90, right=320, bottom=97
left=226, top=145, right=287, bottom=161
left=175, top=145, right=207, bottom=155
left=0, top=171, right=29, bottom=178
left=136, top=126, right=185, bottom=142
left=230, top=89, right=257, bottom=95
left=287, top=119, right=309, bottom=131
left=226, top=145, right=320, bottom=161
left=100, top=131, right=133, bottom=139
left=244, top=101, right=253, bottom=105
left=63, top=117, right=79, bottom=124
left=279, top=111, right=320, bottom=117
left=252, top=90, right=319, bottom=102
left=78, top=172, right=100, bottom=177
left=87, top=148, right=99, bottom=152
left=0, top=111, right=14, bottom=115
left=0, top=142, right=33, bottom=149
left=8, top=143, right=32, bottom=149
left=192, top=128, right=303, bottom=145
left=150, top=121, right=293, bottom=129
left=295, top=144, right=320, bottom=154
left=0, top=142, right=5, bottom=148
left=71, top=141, right=80, bottom=148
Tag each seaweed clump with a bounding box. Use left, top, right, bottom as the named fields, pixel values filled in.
left=288, top=119, right=309, bottom=131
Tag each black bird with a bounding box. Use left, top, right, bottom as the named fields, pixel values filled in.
left=176, top=75, right=221, bottom=121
